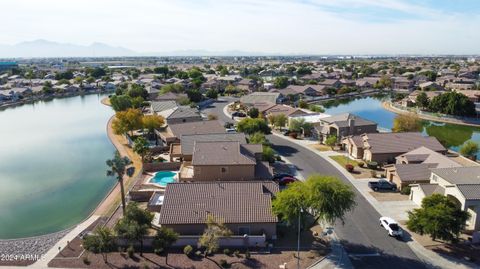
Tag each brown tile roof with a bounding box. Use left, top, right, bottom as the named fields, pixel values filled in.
left=264, top=104, right=306, bottom=117
left=181, top=133, right=247, bottom=155
left=169, top=120, right=225, bottom=138
left=456, top=184, right=480, bottom=200
left=158, top=181, right=279, bottom=225
left=192, top=141, right=257, bottom=166
left=418, top=184, right=445, bottom=196
left=393, top=163, right=436, bottom=182
left=363, top=132, right=445, bottom=154
left=430, top=166, right=480, bottom=184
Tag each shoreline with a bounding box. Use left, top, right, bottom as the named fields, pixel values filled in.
left=382, top=101, right=480, bottom=127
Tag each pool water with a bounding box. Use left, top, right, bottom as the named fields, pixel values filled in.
left=149, top=171, right=177, bottom=186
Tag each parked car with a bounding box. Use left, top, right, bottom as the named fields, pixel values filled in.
left=368, top=179, right=397, bottom=191
left=272, top=173, right=293, bottom=181
left=379, top=217, right=403, bottom=237
left=278, top=176, right=297, bottom=186
left=231, top=111, right=246, bottom=117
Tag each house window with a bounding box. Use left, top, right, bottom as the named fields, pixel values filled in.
left=238, top=226, right=250, bottom=235
left=432, top=174, right=438, bottom=182
left=221, top=167, right=228, bottom=173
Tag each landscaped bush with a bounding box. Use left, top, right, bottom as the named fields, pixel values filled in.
left=245, top=250, right=251, bottom=259
left=234, top=250, right=242, bottom=258
left=367, top=161, right=378, bottom=169
left=289, top=132, right=298, bottom=139
left=223, top=248, right=231, bottom=256
left=345, top=164, right=354, bottom=172
left=127, top=245, right=135, bottom=258
left=219, top=259, right=229, bottom=268
left=358, top=162, right=365, bottom=168
left=154, top=248, right=163, bottom=255
left=183, top=245, right=193, bottom=256
left=401, top=186, right=411, bottom=195
left=82, top=256, right=90, bottom=265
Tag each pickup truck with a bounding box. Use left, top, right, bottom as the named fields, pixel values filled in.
left=368, top=179, right=397, bottom=191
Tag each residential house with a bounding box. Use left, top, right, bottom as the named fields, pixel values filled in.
left=240, top=92, right=282, bottom=105
left=342, top=132, right=446, bottom=163
left=385, top=146, right=461, bottom=190
left=270, top=85, right=325, bottom=100
left=315, top=113, right=377, bottom=143
left=418, top=82, right=445, bottom=91
left=178, top=141, right=272, bottom=182
left=318, top=79, right=342, bottom=89
left=402, top=90, right=443, bottom=107
left=157, top=181, right=279, bottom=239
left=392, top=77, right=415, bottom=91
left=150, top=101, right=202, bottom=124
left=410, top=166, right=480, bottom=231
left=158, top=120, right=226, bottom=146
left=235, top=78, right=258, bottom=92
left=154, top=92, right=188, bottom=102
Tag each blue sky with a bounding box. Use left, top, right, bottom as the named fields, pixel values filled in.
left=1, top=0, right=479, bottom=54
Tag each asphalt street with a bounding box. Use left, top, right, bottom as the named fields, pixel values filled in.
left=201, top=98, right=430, bottom=269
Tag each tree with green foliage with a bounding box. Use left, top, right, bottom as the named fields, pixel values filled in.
left=153, top=227, right=178, bottom=259
left=205, top=89, right=218, bottom=99
left=325, top=135, right=337, bottom=149
left=186, top=89, right=202, bottom=103
left=308, top=104, right=325, bottom=113
left=428, top=91, right=476, bottom=116
left=273, top=76, right=289, bottom=89
left=236, top=118, right=271, bottom=134
left=133, top=136, right=149, bottom=162
left=298, top=99, right=308, bottom=109
left=115, top=202, right=154, bottom=256
left=407, top=194, right=470, bottom=242
left=416, top=92, right=429, bottom=109
left=83, top=227, right=116, bottom=263
left=142, top=114, right=164, bottom=142
left=55, top=70, right=74, bottom=80
left=273, top=174, right=356, bottom=228
left=127, top=84, right=149, bottom=100
left=154, top=66, right=169, bottom=78
left=289, top=118, right=312, bottom=136
left=110, top=95, right=133, bottom=111
left=296, top=66, right=312, bottom=76
left=106, top=151, right=133, bottom=215
left=112, top=108, right=143, bottom=136
left=199, top=215, right=232, bottom=255
left=262, top=145, right=276, bottom=163
left=248, top=132, right=268, bottom=145
left=160, top=84, right=184, bottom=94
left=459, top=140, right=479, bottom=159
left=88, top=67, right=107, bottom=79
left=248, top=107, right=259, bottom=118
left=392, top=114, right=423, bottom=133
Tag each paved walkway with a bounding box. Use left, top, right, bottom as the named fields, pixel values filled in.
left=29, top=215, right=99, bottom=268
left=271, top=132, right=476, bottom=269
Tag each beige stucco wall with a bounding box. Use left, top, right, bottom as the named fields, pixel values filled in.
left=192, top=164, right=255, bottom=181
left=409, top=185, right=426, bottom=205
left=162, top=223, right=277, bottom=239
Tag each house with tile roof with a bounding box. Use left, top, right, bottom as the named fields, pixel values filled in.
left=157, top=120, right=226, bottom=145
left=410, top=166, right=480, bottom=231
left=315, top=113, right=377, bottom=143
left=157, top=181, right=279, bottom=238
left=150, top=100, right=202, bottom=124
left=342, top=132, right=446, bottom=163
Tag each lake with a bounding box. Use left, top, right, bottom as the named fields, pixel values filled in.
left=322, top=96, right=480, bottom=159
left=0, top=94, right=115, bottom=239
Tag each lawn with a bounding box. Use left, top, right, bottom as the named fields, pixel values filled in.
left=329, top=155, right=359, bottom=167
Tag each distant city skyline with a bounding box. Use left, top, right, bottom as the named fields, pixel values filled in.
left=1, top=0, right=480, bottom=56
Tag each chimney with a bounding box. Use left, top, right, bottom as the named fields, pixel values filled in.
left=348, top=115, right=355, bottom=135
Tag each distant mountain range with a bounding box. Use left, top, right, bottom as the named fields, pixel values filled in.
left=0, top=40, right=277, bottom=58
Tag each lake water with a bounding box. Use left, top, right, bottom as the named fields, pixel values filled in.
left=322, top=96, right=480, bottom=159
left=0, top=94, right=115, bottom=239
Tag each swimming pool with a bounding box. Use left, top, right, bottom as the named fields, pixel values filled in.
left=148, top=171, right=177, bottom=186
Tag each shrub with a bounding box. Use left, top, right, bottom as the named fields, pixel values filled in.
left=345, top=164, right=354, bottom=172
left=370, top=170, right=377, bottom=178
left=276, top=155, right=282, bottom=161
left=127, top=246, right=135, bottom=258
left=234, top=250, right=242, bottom=258
left=219, top=259, right=229, bottom=268
left=367, top=161, right=378, bottom=169
left=183, top=245, right=193, bottom=256
left=223, top=248, right=231, bottom=256
left=154, top=248, right=163, bottom=255
left=289, top=132, right=298, bottom=139
left=401, top=186, right=411, bottom=195
left=245, top=250, right=251, bottom=259
left=82, top=256, right=90, bottom=265
left=195, top=250, right=202, bottom=257
left=358, top=162, right=365, bottom=168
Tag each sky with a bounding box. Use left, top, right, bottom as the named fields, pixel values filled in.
left=1, top=0, right=480, bottom=55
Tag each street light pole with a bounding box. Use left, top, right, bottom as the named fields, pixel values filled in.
left=297, top=208, right=303, bottom=269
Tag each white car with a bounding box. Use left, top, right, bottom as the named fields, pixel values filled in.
left=379, top=217, right=403, bottom=237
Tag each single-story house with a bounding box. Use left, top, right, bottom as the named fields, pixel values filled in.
left=240, top=92, right=282, bottom=105
left=342, top=132, right=446, bottom=163
left=158, top=120, right=226, bottom=146
left=410, top=166, right=480, bottom=231
left=150, top=101, right=202, bottom=124
left=158, top=181, right=279, bottom=239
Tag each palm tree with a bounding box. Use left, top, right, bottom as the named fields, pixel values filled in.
left=106, top=151, right=134, bottom=215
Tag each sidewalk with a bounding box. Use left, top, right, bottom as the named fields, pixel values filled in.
left=271, top=132, right=476, bottom=269
left=30, top=215, right=100, bottom=268
left=309, top=233, right=354, bottom=269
